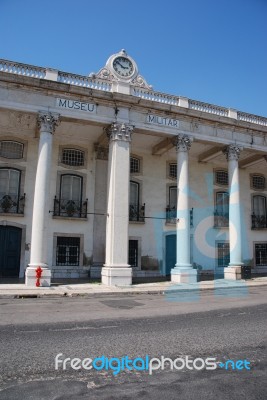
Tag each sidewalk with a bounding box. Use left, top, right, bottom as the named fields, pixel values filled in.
left=0, top=277, right=266, bottom=298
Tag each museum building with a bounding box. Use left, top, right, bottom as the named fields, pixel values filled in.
left=0, top=50, right=266, bottom=286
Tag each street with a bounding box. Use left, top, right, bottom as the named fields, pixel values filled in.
left=0, top=287, right=266, bottom=399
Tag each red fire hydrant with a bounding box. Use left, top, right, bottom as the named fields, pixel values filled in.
left=35, top=266, right=43, bottom=287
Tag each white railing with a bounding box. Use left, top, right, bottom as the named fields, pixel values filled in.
left=1, top=59, right=267, bottom=127
left=0, top=59, right=46, bottom=79
left=132, top=87, right=180, bottom=106
left=58, top=72, right=112, bottom=92
left=188, top=99, right=228, bottom=117
left=237, top=112, right=267, bottom=127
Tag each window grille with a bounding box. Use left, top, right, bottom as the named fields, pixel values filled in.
left=252, top=175, right=265, bottom=190
left=0, top=141, right=23, bottom=159
left=169, top=163, right=177, bottom=179
left=56, top=237, right=80, bottom=266
left=217, top=242, right=230, bottom=268
left=215, top=170, right=228, bottom=186
left=62, top=149, right=85, bottom=167
left=255, top=243, right=267, bottom=266
left=130, top=157, right=140, bottom=173
left=129, top=240, right=138, bottom=267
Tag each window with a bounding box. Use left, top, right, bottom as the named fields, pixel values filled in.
left=255, top=243, right=267, bottom=267
left=169, top=186, right=177, bottom=209
left=61, top=174, right=82, bottom=203
left=130, top=157, right=140, bottom=174
left=54, top=174, right=87, bottom=218
left=56, top=237, right=80, bottom=266
left=0, top=168, right=24, bottom=214
left=166, top=186, right=177, bottom=223
left=129, top=240, right=138, bottom=267
left=214, top=191, right=229, bottom=227
left=252, top=195, right=267, bottom=229
left=251, top=175, right=265, bottom=190
left=61, top=148, right=85, bottom=167
left=0, top=141, right=24, bottom=159
left=217, top=242, right=230, bottom=268
left=129, top=181, right=145, bottom=222
left=215, top=170, right=228, bottom=186
left=169, top=163, right=177, bottom=179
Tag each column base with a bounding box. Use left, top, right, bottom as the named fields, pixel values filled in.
left=25, top=264, right=51, bottom=287
left=101, top=266, right=132, bottom=286
left=224, top=266, right=242, bottom=280
left=171, top=267, right=197, bottom=283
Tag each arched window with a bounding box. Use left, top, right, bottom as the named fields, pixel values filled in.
left=0, top=168, right=24, bottom=214
left=129, top=181, right=144, bottom=222
left=60, top=174, right=82, bottom=203
left=214, top=191, right=229, bottom=227
left=252, top=195, right=267, bottom=229
left=215, top=170, right=228, bottom=186
left=0, top=141, right=24, bottom=159
left=61, top=148, right=85, bottom=167
left=251, top=175, right=265, bottom=190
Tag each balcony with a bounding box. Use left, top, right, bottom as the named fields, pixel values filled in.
left=129, top=203, right=145, bottom=222
left=0, top=194, right=25, bottom=214
left=53, top=197, right=88, bottom=218
left=166, top=207, right=193, bottom=227
left=214, top=210, right=229, bottom=227
left=251, top=213, right=267, bottom=229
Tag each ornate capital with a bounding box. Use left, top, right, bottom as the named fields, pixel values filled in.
left=105, top=122, right=133, bottom=142
left=223, top=144, right=242, bottom=161
left=173, top=135, right=192, bottom=152
left=37, top=112, right=60, bottom=134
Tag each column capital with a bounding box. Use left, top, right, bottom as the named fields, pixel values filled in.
left=173, top=135, right=193, bottom=152
left=223, top=144, right=242, bottom=161
left=105, top=122, right=133, bottom=142
left=37, top=112, right=60, bottom=134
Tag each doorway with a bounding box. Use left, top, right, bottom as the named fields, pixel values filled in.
left=0, top=226, right=22, bottom=278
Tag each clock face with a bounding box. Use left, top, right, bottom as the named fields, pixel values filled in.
left=113, top=56, right=134, bottom=77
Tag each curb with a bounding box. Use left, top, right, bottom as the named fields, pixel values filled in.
left=0, top=280, right=266, bottom=299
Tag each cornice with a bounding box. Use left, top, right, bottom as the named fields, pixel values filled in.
left=0, top=70, right=267, bottom=139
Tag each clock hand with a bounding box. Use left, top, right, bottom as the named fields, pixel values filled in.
left=117, top=62, right=127, bottom=69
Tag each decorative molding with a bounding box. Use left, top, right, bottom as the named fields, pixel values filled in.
left=131, top=75, right=152, bottom=90
left=105, top=122, right=133, bottom=143
left=223, top=144, right=242, bottom=161
left=93, top=67, right=118, bottom=82
left=37, top=112, right=60, bottom=134
left=173, top=135, right=192, bottom=152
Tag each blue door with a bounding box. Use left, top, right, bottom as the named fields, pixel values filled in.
left=0, top=226, right=21, bottom=277
left=165, top=234, right=176, bottom=275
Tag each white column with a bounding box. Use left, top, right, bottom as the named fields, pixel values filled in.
left=171, top=135, right=197, bottom=283
left=223, top=144, right=243, bottom=280
left=25, top=112, right=60, bottom=286
left=101, top=122, right=133, bottom=286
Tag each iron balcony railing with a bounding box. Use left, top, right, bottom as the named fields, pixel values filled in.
left=251, top=213, right=267, bottom=229
left=0, top=194, right=25, bottom=214
left=53, top=196, right=88, bottom=218
left=214, top=210, right=229, bottom=227
left=166, top=207, right=193, bottom=227
left=129, top=203, right=145, bottom=222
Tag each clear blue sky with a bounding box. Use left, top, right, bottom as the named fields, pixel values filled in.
left=1, top=0, right=266, bottom=116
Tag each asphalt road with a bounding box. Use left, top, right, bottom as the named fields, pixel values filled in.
left=0, top=287, right=266, bottom=399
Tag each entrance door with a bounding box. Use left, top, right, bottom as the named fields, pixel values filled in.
left=165, top=234, right=176, bottom=276
left=0, top=226, right=21, bottom=277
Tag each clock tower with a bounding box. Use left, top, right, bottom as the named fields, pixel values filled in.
left=92, top=49, right=152, bottom=95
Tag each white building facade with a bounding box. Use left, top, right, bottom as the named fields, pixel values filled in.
left=0, top=50, right=266, bottom=286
